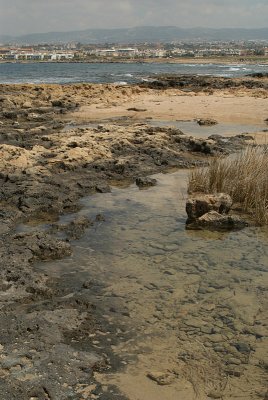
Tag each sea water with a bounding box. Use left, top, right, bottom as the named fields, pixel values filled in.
left=0, top=61, right=267, bottom=84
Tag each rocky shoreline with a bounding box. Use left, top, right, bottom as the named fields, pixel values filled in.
left=1, top=57, right=268, bottom=65
left=0, top=76, right=267, bottom=399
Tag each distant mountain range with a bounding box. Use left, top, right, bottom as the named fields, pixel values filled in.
left=1, top=26, right=268, bottom=44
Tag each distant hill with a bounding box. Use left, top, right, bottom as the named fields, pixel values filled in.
left=1, top=26, right=268, bottom=44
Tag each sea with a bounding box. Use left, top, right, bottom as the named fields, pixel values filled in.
left=0, top=61, right=267, bottom=84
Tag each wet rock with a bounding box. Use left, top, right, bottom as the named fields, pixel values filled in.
left=12, top=232, right=72, bottom=261
left=248, top=72, right=268, bottom=78
left=113, top=160, right=126, bottom=174
left=187, top=211, right=248, bottom=231
left=82, top=280, right=93, bottom=289
left=3, top=110, right=18, bottom=119
left=95, top=213, right=106, bottom=222
left=197, top=118, right=218, bottom=126
left=51, top=100, right=64, bottom=107
left=188, top=137, right=216, bottom=154
left=51, top=216, right=92, bottom=240
left=208, top=134, right=224, bottom=141
left=95, top=184, right=111, bottom=193
left=142, top=74, right=268, bottom=91
left=147, top=371, right=175, bottom=385
left=136, top=177, right=157, bottom=188
left=127, top=107, right=147, bottom=112
left=186, top=193, right=232, bottom=222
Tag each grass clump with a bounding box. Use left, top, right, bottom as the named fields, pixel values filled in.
left=188, top=146, right=268, bottom=225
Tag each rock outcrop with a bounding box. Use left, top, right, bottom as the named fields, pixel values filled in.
left=186, top=193, right=232, bottom=222
left=186, top=193, right=248, bottom=230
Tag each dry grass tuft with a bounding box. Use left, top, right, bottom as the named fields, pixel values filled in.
left=188, top=146, right=268, bottom=225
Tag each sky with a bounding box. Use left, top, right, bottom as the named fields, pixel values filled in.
left=0, top=0, right=267, bottom=36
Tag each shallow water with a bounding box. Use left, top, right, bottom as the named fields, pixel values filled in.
left=63, top=118, right=267, bottom=140
left=34, top=170, right=268, bottom=399
left=149, top=120, right=267, bottom=139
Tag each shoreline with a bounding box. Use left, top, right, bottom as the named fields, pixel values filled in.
left=0, top=76, right=267, bottom=399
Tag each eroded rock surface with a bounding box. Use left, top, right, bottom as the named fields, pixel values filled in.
left=187, top=210, right=249, bottom=230
left=186, top=193, right=232, bottom=222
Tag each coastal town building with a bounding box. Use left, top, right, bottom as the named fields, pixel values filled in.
left=0, top=48, right=75, bottom=61
left=0, top=41, right=267, bottom=62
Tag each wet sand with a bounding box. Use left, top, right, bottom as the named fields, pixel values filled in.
left=73, top=90, right=268, bottom=125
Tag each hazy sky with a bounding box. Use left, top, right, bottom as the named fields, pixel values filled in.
left=0, top=0, right=267, bottom=36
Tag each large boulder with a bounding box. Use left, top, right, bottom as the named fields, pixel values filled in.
left=187, top=211, right=248, bottom=231
left=186, top=193, right=232, bottom=223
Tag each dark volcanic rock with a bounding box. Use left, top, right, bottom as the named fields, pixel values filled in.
left=197, top=118, right=218, bottom=126
left=12, top=232, right=72, bottom=260
left=127, top=107, right=147, bottom=112
left=247, top=72, right=268, bottom=78
left=141, top=74, right=268, bottom=91
left=136, top=176, right=157, bottom=188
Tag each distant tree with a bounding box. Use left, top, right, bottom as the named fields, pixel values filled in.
left=254, top=49, right=265, bottom=56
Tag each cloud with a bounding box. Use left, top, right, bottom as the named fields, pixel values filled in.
left=0, top=0, right=267, bottom=36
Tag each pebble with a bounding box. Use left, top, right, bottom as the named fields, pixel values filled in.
left=226, top=357, right=242, bottom=365
left=213, top=346, right=225, bottom=353
left=211, top=327, right=222, bottom=334
left=208, top=334, right=224, bottom=343
left=201, top=326, right=213, bottom=334
left=234, top=341, right=251, bottom=354
left=164, top=244, right=179, bottom=251
left=204, top=341, right=213, bottom=348
left=147, top=371, right=175, bottom=386
left=184, top=318, right=205, bottom=329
